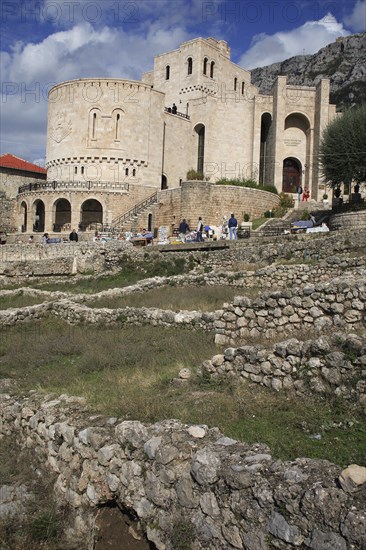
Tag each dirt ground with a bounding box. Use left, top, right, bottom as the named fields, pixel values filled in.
left=93, top=505, right=155, bottom=550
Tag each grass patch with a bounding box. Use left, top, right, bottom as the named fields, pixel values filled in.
left=31, top=256, right=193, bottom=294
left=1, top=319, right=365, bottom=467
left=0, top=294, right=46, bottom=310
left=251, top=217, right=268, bottom=230
left=87, top=285, right=247, bottom=312
left=0, top=437, right=85, bottom=550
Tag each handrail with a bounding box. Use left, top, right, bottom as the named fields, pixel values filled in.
left=111, top=192, right=158, bottom=227
left=164, top=107, right=190, bottom=120
left=18, top=180, right=130, bottom=193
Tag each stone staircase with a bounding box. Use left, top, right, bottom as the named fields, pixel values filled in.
left=111, top=192, right=158, bottom=232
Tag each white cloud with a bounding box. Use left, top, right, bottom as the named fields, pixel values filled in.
left=344, top=0, right=366, bottom=32
left=0, top=23, right=190, bottom=160
left=238, top=13, right=350, bottom=69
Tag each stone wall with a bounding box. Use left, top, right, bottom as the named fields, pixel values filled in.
left=0, top=193, right=16, bottom=232
left=1, top=224, right=366, bottom=282
left=329, top=209, right=366, bottom=231
left=0, top=269, right=365, bottom=345
left=0, top=170, right=46, bottom=199
left=159, top=228, right=366, bottom=270
left=0, top=240, right=138, bottom=279
left=201, top=332, right=366, bottom=408
left=1, top=393, right=365, bottom=550
left=152, top=182, right=280, bottom=231
left=214, top=277, right=365, bottom=345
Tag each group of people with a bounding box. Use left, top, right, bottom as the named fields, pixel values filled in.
left=41, top=229, right=78, bottom=244
left=297, top=185, right=310, bottom=202
left=178, top=213, right=239, bottom=242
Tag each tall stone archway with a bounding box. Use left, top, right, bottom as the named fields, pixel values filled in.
left=259, top=113, right=272, bottom=185
left=80, top=199, right=103, bottom=231
left=53, top=198, right=71, bottom=232
left=283, top=113, right=311, bottom=192
left=19, top=201, right=27, bottom=232
left=282, top=158, right=302, bottom=193
left=161, top=174, right=168, bottom=190
left=32, top=199, right=45, bottom=232
left=194, top=123, right=205, bottom=175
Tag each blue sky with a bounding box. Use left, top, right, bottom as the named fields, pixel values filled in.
left=1, top=0, right=365, bottom=164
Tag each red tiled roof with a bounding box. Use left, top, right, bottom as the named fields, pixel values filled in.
left=0, top=153, right=46, bottom=174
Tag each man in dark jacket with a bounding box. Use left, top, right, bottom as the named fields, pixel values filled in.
left=178, top=219, right=190, bottom=243
left=69, top=229, right=78, bottom=242
left=228, top=213, right=238, bottom=240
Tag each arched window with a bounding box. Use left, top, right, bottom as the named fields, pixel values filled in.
left=115, top=113, right=120, bottom=140
left=187, top=57, right=193, bottom=75
left=241, top=82, right=245, bottom=95
left=234, top=77, right=237, bottom=91
left=203, top=57, right=208, bottom=75
left=132, top=169, right=136, bottom=177
left=165, top=65, right=170, bottom=80
left=125, top=168, right=129, bottom=176
left=92, top=112, right=97, bottom=139
left=81, top=166, right=84, bottom=175
left=74, top=166, right=77, bottom=174
left=89, top=109, right=100, bottom=141
left=210, top=61, right=215, bottom=78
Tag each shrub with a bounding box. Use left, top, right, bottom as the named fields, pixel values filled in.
left=186, top=169, right=204, bottom=180
left=278, top=192, right=294, bottom=209
left=243, top=212, right=250, bottom=222
left=215, top=178, right=278, bottom=194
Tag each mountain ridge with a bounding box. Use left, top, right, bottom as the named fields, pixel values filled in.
left=251, top=32, right=366, bottom=111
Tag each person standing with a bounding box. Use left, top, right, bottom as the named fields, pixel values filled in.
left=228, top=213, right=238, bottom=240
left=196, top=216, right=204, bottom=242
left=297, top=184, right=303, bottom=202
left=69, top=229, right=78, bottom=242
left=178, top=219, right=190, bottom=243
left=302, top=188, right=310, bottom=202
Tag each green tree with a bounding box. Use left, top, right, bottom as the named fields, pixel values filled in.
left=319, top=104, right=366, bottom=188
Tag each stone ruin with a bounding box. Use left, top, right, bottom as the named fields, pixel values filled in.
left=0, top=229, right=365, bottom=549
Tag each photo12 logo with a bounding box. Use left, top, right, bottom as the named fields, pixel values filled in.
left=201, top=1, right=342, bottom=24
left=1, top=1, right=139, bottom=25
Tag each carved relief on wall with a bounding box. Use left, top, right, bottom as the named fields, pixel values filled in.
left=49, top=112, right=72, bottom=143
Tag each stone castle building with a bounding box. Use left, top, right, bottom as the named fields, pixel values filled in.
left=16, top=37, right=336, bottom=234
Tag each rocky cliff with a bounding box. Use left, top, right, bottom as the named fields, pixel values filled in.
left=251, top=33, right=366, bottom=111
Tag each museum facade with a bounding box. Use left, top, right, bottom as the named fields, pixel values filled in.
left=16, top=37, right=336, bottom=233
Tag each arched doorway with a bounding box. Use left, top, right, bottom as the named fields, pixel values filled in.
left=194, top=123, right=205, bottom=175
left=33, top=200, right=45, bottom=232
left=80, top=199, right=103, bottom=231
left=161, top=174, right=168, bottom=190
left=19, top=201, right=27, bottom=232
left=53, top=198, right=71, bottom=232
left=282, top=158, right=302, bottom=193
left=259, top=113, right=272, bottom=185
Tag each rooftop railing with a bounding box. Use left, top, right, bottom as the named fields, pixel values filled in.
left=164, top=107, right=190, bottom=120
left=18, top=180, right=130, bottom=193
